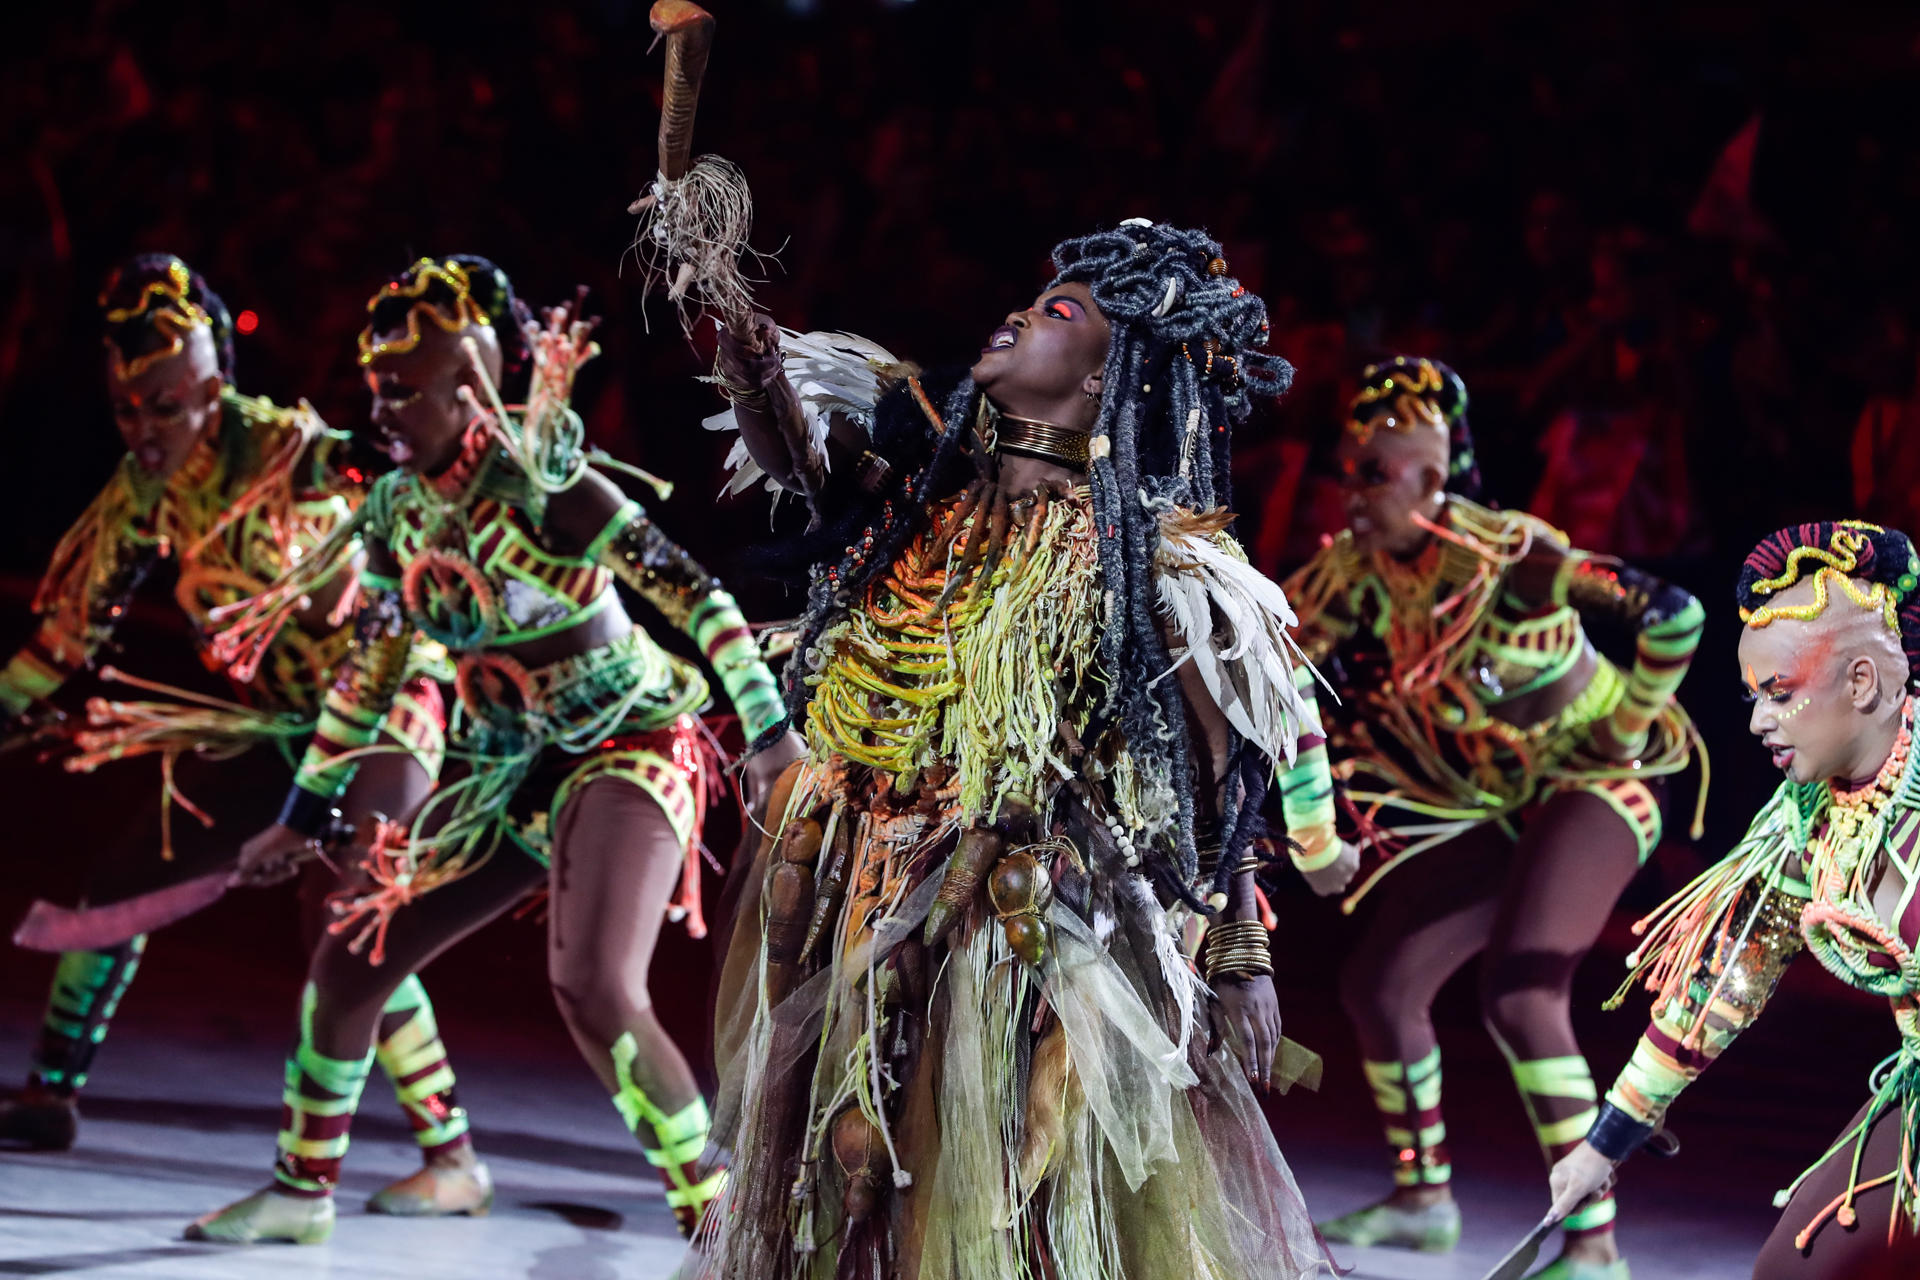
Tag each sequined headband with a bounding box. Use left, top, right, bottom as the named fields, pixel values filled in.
left=101, top=258, right=213, bottom=382
left=357, top=258, right=492, bottom=367
left=1740, top=522, right=1918, bottom=635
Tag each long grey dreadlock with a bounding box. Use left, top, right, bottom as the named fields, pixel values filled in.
left=781, top=220, right=1291, bottom=910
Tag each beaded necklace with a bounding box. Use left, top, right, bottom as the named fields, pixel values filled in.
left=1801, top=699, right=1920, bottom=999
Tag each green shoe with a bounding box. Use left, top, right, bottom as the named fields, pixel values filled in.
left=367, top=1158, right=494, bottom=1217
left=1317, top=1198, right=1462, bottom=1252
left=184, top=1187, right=335, bottom=1245
left=1523, top=1257, right=1629, bottom=1280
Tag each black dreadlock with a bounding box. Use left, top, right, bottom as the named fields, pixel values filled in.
left=100, top=253, right=236, bottom=382
left=780, top=220, right=1293, bottom=911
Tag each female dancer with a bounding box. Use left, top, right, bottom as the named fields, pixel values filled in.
left=0, top=257, right=471, bottom=1220
left=190, top=256, right=793, bottom=1244
left=1551, top=521, right=1920, bottom=1279
left=1279, top=358, right=1704, bottom=1279
left=696, top=220, right=1332, bottom=1278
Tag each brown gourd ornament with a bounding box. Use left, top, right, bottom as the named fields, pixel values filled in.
left=831, top=1106, right=893, bottom=1224
left=923, top=826, right=1002, bottom=946
left=988, top=850, right=1053, bottom=966
left=763, top=816, right=823, bottom=1002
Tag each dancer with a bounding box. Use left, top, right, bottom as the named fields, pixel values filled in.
left=696, top=219, right=1333, bottom=1278
left=1550, top=521, right=1920, bottom=1278
left=0, top=257, right=466, bottom=1220
left=1279, top=358, right=1704, bottom=1279
left=188, top=256, right=792, bottom=1244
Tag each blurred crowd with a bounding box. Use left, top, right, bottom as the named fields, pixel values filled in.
left=5, top=0, right=1920, bottom=825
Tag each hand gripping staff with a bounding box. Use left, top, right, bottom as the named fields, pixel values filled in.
left=626, top=2, right=826, bottom=513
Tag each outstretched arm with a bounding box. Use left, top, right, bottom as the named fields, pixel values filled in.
left=277, top=541, right=415, bottom=835
left=0, top=468, right=161, bottom=719
left=1551, top=849, right=1807, bottom=1217
left=234, top=540, right=414, bottom=886
left=714, top=314, right=811, bottom=491
left=1271, top=538, right=1365, bottom=891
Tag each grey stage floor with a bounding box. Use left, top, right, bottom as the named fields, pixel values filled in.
left=0, top=1014, right=1778, bottom=1279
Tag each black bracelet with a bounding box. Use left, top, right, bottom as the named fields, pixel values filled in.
left=1585, top=1102, right=1657, bottom=1162
left=277, top=786, right=337, bottom=838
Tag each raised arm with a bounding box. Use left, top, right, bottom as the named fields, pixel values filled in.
left=0, top=467, right=162, bottom=719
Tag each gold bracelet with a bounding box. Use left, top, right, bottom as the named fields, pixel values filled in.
left=711, top=352, right=770, bottom=408
left=1203, top=918, right=1273, bottom=982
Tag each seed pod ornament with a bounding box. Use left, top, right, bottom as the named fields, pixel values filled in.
left=831, top=1106, right=892, bottom=1224
left=989, top=850, right=1054, bottom=967
left=923, top=826, right=1002, bottom=946
left=763, top=816, right=823, bottom=1003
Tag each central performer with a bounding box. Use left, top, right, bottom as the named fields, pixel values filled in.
left=694, top=219, right=1335, bottom=1277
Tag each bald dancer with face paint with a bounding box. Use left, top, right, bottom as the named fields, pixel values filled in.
left=1552, top=521, right=1920, bottom=1279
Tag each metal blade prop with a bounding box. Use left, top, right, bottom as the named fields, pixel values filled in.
left=1477, top=1130, right=1677, bottom=1280
left=1480, top=1212, right=1563, bottom=1280
left=12, top=812, right=367, bottom=952
left=13, top=871, right=231, bottom=952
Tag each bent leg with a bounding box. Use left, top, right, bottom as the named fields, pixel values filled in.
left=548, top=775, right=716, bottom=1235
left=1320, top=823, right=1508, bottom=1249
left=188, top=849, right=542, bottom=1244
left=1481, top=785, right=1653, bottom=1263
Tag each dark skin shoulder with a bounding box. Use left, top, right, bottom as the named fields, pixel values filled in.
left=488, top=468, right=636, bottom=665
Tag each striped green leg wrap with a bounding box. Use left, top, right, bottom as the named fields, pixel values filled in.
left=30, top=940, right=147, bottom=1093
left=374, top=975, right=470, bottom=1157
left=611, top=1032, right=724, bottom=1234
left=1364, top=1047, right=1451, bottom=1187
left=1508, top=1053, right=1616, bottom=1235
left=274, top=983, right=375, bottom=1197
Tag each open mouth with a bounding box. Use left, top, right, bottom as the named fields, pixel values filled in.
left=374, top=427, right=414, bottom=464
left=1766, top=743, right=1795, bottom=771
left=982, top=325, right=1017, bottom=355
left=134, top=443, right=168, bottom=472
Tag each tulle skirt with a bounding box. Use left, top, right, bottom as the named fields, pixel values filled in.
left=696, top=764, right=1336, bottom=1280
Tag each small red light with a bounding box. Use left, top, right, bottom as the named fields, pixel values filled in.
left=236, top=309, right=259, bottom=334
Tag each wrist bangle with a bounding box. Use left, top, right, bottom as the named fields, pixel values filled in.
left=278, top=786, right=337, bottom=837
left=1203, top=918, right=1273, bottom=982
left=1585, top=1102, right=1656, bottom=1161
left=711, top=353, right=772, bottom=408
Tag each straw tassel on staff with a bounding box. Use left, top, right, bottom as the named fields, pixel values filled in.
left=626, top=1, right=825, bottom=514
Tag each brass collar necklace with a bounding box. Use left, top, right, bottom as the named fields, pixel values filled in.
left=993, top=413, right=1090, bottom=469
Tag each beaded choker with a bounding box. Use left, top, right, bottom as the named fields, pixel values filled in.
left=994, top=415, right=1090, bottom=470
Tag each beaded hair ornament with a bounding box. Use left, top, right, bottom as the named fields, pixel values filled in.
left=100, top=257, right=213, bottom=382
left=1737, top=521, right=1919, bottom=635
left=357, top=258, right=495, bottom=367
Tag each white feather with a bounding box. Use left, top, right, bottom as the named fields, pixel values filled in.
left=1152, top=520, right=1331, bottom=771
left=702, top=327, right=902, bottom=499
